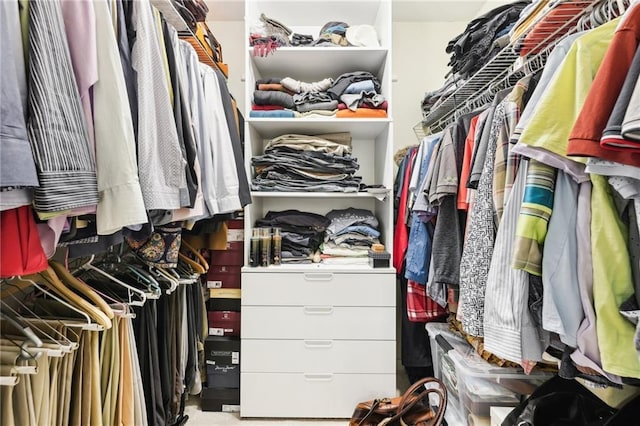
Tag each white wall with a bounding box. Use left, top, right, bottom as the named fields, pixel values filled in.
left=391, top=21, right=466, bottom=154
left=207, top=21, right=246, bottom=114
left=208, top=19, right=468, bottom=155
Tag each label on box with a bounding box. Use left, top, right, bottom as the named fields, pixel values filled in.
left=227, top=229, right=244, bottom=242
left=232, top=352, right=239, bottom=365
left=209, top=328, right=224, bottom=336
left=222, top=405, right=240, bottom=413
left=206, top=360, right=216, bottom=365
left=207, top=280, right=222, bottom=289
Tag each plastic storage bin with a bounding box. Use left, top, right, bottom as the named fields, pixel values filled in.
left=449, top=349, right=553, bottom=421
left=425, top=323, right=469, bottom=381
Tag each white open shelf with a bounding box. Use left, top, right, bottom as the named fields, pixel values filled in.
left=246, top=118, right=391, bottom=139
left=242, top=264, right=394, bottom=273
left=251, top=191, right=389, bottom=199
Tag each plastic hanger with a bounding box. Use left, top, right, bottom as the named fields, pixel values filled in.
left=73, top=255, right=147, bottom=307
left=149, top=266, right=179, bottom=294
left=50, top=260, right=115, bottom=320
left=0, top=297, right=76, bottom=352
left=5, top=275, right=105, bottom=331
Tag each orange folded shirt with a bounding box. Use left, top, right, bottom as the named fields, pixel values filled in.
left=336, top=108, right=387, bottom=118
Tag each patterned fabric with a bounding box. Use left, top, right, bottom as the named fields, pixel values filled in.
left=126, top=222, right=183, bottom=268
left=458, top=100, right=504, bottom=337
left=484, top=160, right=547, bottom=365
left=493, top=76, right=530, bottom=222
left=511, top=160, right=557, bottom=276
left=458, top=77, right=529, bottom=337
left=27, top=0, right=98, bottom=213
left=407, top=280, right=448, bottom=323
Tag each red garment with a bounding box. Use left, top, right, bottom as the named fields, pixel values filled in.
left=407, top=280, right=448, bottom=322
left=393, top=149, right=417, bottom=270
left=567, top=5, right=640, bottom=166
left=0, top=206, right=48, bottom=278
left=519, top=3, right=583, bottom=56
left=251, top=104, right=285, bottom=111
left=458, top=115, right=479, bottom=210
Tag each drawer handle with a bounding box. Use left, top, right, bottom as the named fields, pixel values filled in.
left=304, top=373, right=333, bottom=382
left=303, top=273, right=333, bottom=282
left=304, top=306, right=334, bottom=315
left=304, top=340, right=333, bottom=349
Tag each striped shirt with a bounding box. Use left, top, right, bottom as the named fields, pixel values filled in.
left=27, top=0, right=98, bottom=213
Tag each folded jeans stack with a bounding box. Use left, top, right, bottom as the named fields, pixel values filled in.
left=327, top=71, right=387, bottom=118
left=251, top=133, right=361, bottom=192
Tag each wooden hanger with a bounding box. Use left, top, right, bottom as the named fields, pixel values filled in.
left=25, top=268, right=112, bottom=330
left=49, top=260, right=115, bottom=320
left=180, top=240, right=209, bottom=271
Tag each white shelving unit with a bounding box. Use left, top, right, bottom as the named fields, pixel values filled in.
left=240, top=0, right=395, bottom=419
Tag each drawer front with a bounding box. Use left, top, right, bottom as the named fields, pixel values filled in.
left=241, top=339, right=395, bottom=374
left=241, top=272, right=395, bottom=306
left=240, top=372, right=396, bottom=418
left=242, top=306, right=395, bottom=340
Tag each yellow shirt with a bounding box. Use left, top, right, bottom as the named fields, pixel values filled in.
left=518, top=19, right=618, bottom=164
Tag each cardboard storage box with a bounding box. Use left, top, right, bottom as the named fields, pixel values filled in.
left=210, top=241, right=244, bottom=266
left=200, top=387, right=240, bottom=412
left=206, top=363, right=240, bottom=388
left=207, top=265, right=241, bottom=289
left=208, top=311, right=240, bottom=337
left=204, top=336, right=240, bottom=366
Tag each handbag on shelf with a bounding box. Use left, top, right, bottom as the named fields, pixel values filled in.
left=349, top=377, right=447, bottom=426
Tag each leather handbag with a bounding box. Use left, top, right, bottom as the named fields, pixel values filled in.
left=349, top=377, right=447, bottom=426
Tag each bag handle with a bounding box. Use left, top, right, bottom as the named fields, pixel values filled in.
left=357, top=398, right=384, bottom=426
left=382, top=378, right=447, bottom=426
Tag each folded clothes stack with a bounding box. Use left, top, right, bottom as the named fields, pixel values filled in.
left=255, top=210, right=330, bottom=263
left=251, top=133, right=362, bottom=192
left=249, top=72, right=387, bottom=118
left=321, top=208, right=381, bottom=265
left=445, top=1, right=528, bottom=80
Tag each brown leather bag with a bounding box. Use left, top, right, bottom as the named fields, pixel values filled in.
left=349, top=377, right=447, bottom=426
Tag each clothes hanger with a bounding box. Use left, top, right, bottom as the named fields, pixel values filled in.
left=5, top=275, right=105, bottom=331
left=73, top=255, right=147, bottom=307
left=0, top=297, right=76, bottom=352
left=180, top=240, right=209, bottom=271
left=38, top=267, right=113, bottom=328
left=49, top=260, right=116, bottom=320
left=149, top=266, right=179, bottom=294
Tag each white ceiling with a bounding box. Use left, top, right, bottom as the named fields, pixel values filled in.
left=205, top=0, right=517, bottom=22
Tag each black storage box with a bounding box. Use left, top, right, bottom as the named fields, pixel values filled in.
left=208, top=297, right=241, bottom=312
left=368, top=250, right=390, bottom=268
left=206, top=363, right=240, bottom=388
left=200, top=387, right=240, bottom=412
left=204, top=336, right=240, bottom=365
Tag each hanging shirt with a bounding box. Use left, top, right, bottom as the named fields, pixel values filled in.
left=458, top=77, right=529, bottom=337
left=0, top=0, right=38, bottom=194
left=199, top=64, right=242, bottom=215
left=484, top=160, right=547, bottom=365
left=590, top=174, right=640, bottom=379
left=60, top=0, right=98, bottom=158
left=568, top=6, right=640, bottom=165
left=92, top=0, right=147, bottom=235
left=518, top=19, right=618, bottom=168
left=131, top=0, right=187, bottom=210
left=27, top=0, right=99, bottom=213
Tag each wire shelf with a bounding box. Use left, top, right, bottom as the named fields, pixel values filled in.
left=419, top=0, right=613, bottom=135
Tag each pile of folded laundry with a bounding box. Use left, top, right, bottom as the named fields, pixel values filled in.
left=250, top=72, right=388, bottom=118
left=251, top=132, right=361, bottom=192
